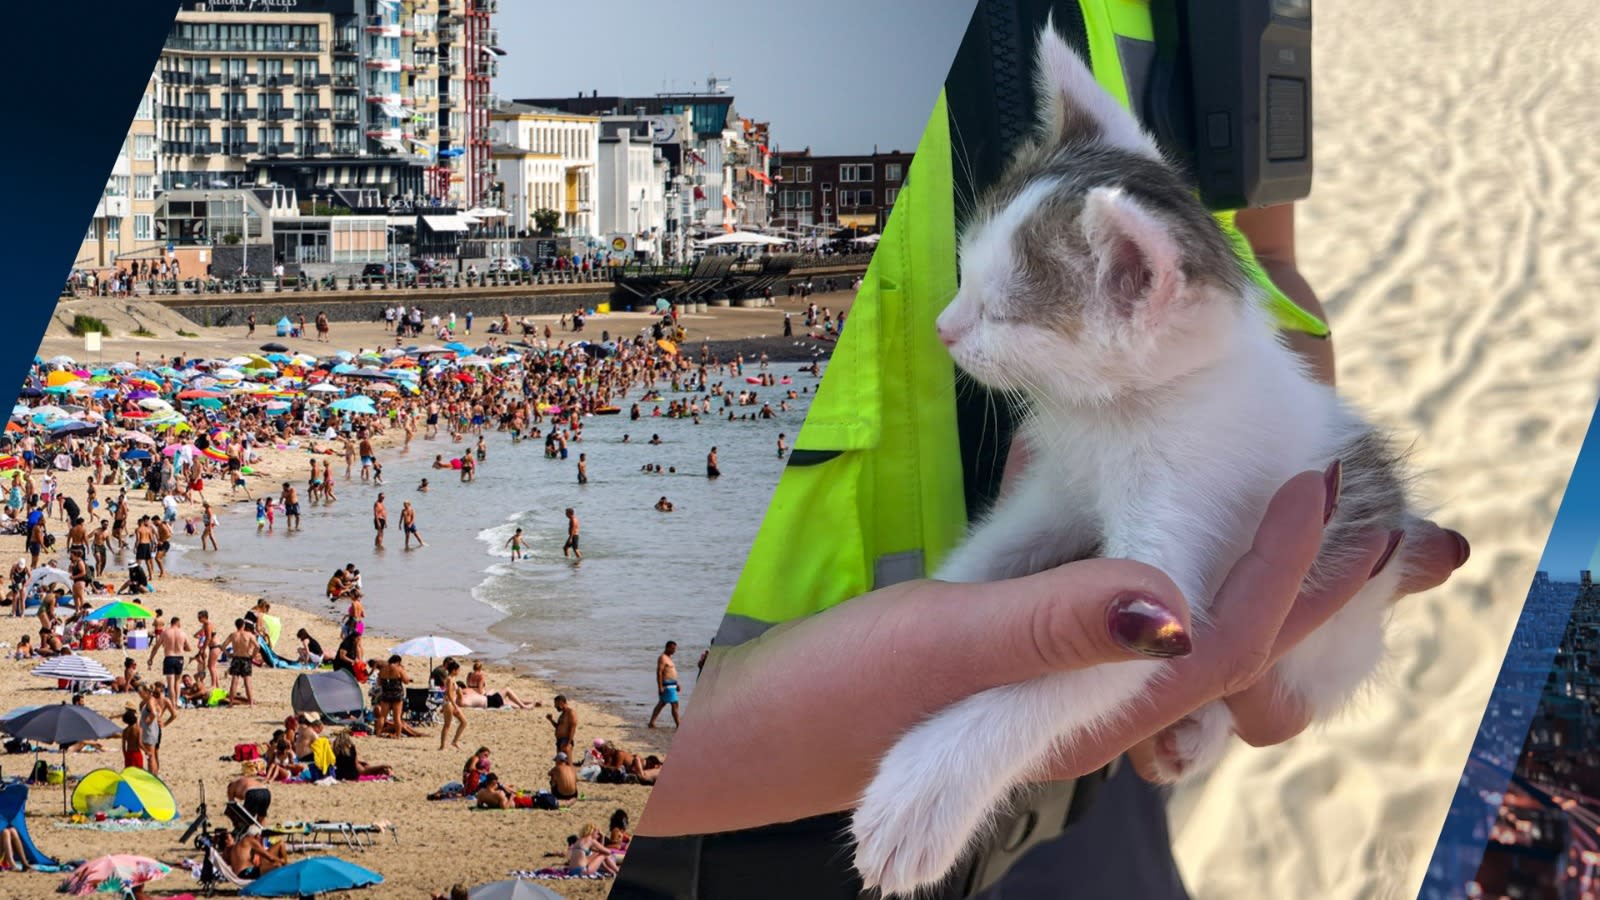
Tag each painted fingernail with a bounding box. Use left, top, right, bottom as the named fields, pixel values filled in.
left=1370, top=529, right=1406, bottom=578
left=1108, top=593, right=1191, bottom=658
left=1449, top=530, right=1471, bottom=569
left=1323, top=460, right=1342, bottom=524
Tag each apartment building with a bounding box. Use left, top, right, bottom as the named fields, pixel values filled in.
left=491, top=102, right=599, bottom=238
left=772, top=148, right=913, bottom=233
left=155, top=0, right=496, bottom=208
left=78, top=72, right=162, bottom=270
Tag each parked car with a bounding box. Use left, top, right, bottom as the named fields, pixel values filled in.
left=487, top=257, right=522, bottom=273
left=361, top=261, right=418, bottom=279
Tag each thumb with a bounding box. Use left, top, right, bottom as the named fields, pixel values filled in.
left=912, top=558, right=1193, bottom=702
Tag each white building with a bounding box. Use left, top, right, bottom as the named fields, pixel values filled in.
left=596, top=117, right=669, bottom=261
left=491, top=101, right=599, bottom=238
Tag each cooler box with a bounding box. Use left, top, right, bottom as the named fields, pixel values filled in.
left=126, top=633, right=149, bottom=650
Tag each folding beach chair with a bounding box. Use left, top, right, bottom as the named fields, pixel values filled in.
left=279, top=819, right=398, bottom=853
left=403, top=686, right=441, bottom=727
left=195, top=843, right=255, bottom=896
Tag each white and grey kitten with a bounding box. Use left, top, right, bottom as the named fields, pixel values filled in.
left=849, top=20, right=1417, bottom=897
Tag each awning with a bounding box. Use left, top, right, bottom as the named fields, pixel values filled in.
left=385, top=215, right=416, bottom=227
left=421, top=215, right=469, bottom=232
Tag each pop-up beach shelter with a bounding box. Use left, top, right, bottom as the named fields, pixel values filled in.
left=290, top=670, right=366, bottom=726
left=0, top=783, right=57, bottom=866
left=71, top=767, right=178, bottom=821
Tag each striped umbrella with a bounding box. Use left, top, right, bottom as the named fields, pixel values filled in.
left=30, top=656, right=113, bottom=683
left=84, top=601, right=155, bottom=622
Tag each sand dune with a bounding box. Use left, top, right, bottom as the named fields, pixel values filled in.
left=1170, top=3, right=1600, bottom=898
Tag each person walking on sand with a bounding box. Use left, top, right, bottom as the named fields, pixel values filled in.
left=280, top=482, right=300, bottom=531
left=562, top=508, right=581, bottom=560
left=200, top=502, right=218, bottom=551
left=504, top=527, right=526, bottom=561
left=401, top=501, right=424, bottom=549
left=227, top=618, right=256, bottom=706
left=439, top=658, right=466, bottom=751
left=194, top=609, right=219, bottom=688
left=547, top=694, right=577, bottom=757
left=648, top=641, right=681, bottom=729
left=139, top=683, right=177, bottom=776
left=373, top=494, right=388, bottom=549
left=147, top=616, right=193, bottom=703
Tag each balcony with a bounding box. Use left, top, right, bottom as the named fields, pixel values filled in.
left=224, top=143, right=257, bottom=157
left=259, top=76, right=286, bottom=90
left=266, top=107, right=294, bottom=121
left=333, top=108, right=360, bottom=123
left=333, top=74, right=359, bottom=89
left=474, top=59, right=497, bottom=78
left=475, top=0, right=498, bottom=13
left=332, top=39, right=358, bottom=55
left=165, top=37, right=322, bottom=54
left=161, top=141, right=192, bottom=156
left=485, top=29, right=500, bottom=46
left=332, top=142, right=363, bottom=155
left=438, top=24, right=459, bottom=42
left=225, top=107, right=258, bottom=121
left=299, top=107, right=330, bottom=120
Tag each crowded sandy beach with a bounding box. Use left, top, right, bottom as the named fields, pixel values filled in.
left=0, top=290, right=851, bottom=898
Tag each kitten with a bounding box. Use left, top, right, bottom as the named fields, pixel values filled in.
left=849, top=19, right=1416, bottom=897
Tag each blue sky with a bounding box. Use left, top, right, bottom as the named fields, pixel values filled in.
left=494, top=1, right=974, bottom=154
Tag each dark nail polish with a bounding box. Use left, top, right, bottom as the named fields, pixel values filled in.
left=1323, top=460, right=1342, bottom=524
left=1108, top=593, right=1191, bottom=658
left=1370, top=530, right=1406, bottom=578
left=1450, top=530, right=1471, bottom=569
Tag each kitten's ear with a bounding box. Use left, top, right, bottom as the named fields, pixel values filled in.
left=1080, top=186, right=1183, bottom=321
left=1035, top=15, right=1159, bottom=158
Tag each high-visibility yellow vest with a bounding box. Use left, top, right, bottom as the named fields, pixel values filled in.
left=716, top=0, right=1324, bottom=647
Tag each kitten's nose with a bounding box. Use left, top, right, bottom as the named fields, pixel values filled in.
left=936, top=321, right=962, bottom=347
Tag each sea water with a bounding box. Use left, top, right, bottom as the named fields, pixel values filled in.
left=180, top=363, right=822, bottom=719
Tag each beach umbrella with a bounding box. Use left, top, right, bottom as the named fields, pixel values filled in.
left=390, top=635, right=472, bottom=671
left=119, top=430, right=156, bottom=446
left=49, top=421, right=98, bottom=436
left=240, top=856, right=383, bottom=896
left=30, top=656, right=115, bottom=683
left=444, top=342, right=472, bottom=354
left=307, top=384, right=343, bottom=394
left=469, top=879, right=564, bottom=900
left=120, top=449, right=151, bottom=461
left=334, top=350, right=356, bottom=362
left=61, top=855, right=171, bottom=896
left=331, top=363, right=358, bottom=375
left=259, top=342, right=290, bottom=352
left=4, top=701, right=123, bottom=812
left=329, top=396, right=377, bottom=415
left=85, top=601, right=155, bottom=622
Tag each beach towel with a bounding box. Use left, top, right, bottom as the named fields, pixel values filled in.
left=309, top=737, right=335, bottom=777
left=510, top=867, right=611, bottom=880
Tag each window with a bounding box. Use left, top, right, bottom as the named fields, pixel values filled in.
left=133, top=135, right=154, bottom=161
left=857, top=189, right=873, bottom=206
left=837, top=189, right=854, bottom=207
left=135, top=175, right=153, bottom=200
left=886, top=163, right=903, bottom=182
left=85, top=222, right=97, bottom=242
left=107, top=218, right=122, bottom=241
left=794, top=165, right=811, bottom=183
left=798, top=190, right=813, bottom=208
left=134, top=215, right=153, bottom=241
left=886, top=187, right=899, bottom=205
left=106, top=176, right=129, bottom=197
left=136, top=91, right=155, bottom=121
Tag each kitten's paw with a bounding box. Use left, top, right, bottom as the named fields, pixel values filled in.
left=1149, top=701, right=1234, bottom=784
left=852, top=765, right=989, bottom=897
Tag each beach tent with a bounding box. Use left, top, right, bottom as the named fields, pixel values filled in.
left=276, top=317, right=293, bottom=337
left=290, top=670, right=366, bottom=726
left=71, top=767, right=178, bottom=821
left=0, top=783, right=56, bottom=866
